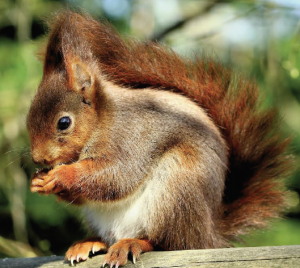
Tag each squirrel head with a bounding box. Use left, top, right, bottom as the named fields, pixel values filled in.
left=27, top=57, right=101, bottom=167
left=26, top=11, right=110, bottom=167
left=27, top=11, right=119, bottom=167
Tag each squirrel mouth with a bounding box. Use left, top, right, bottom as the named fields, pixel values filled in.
left=35, top=162, right=69, bottom=172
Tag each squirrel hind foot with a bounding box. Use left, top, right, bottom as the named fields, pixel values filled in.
left=65, top=237, right=107, bottom=265
left=103, top=239, right=154, bottom=267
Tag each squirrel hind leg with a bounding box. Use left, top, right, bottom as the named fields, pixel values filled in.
left=65, top=237, right=107, bottom=265
left=103, top=239, right=154, bottom=267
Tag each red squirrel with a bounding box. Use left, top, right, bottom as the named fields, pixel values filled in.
left=27, top=10, right=293, bottom=267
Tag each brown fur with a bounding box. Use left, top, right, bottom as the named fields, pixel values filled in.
left=27, top=10, right=293, bottom=266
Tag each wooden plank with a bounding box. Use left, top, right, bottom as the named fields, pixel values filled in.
left=0, top=245, right=299, bottom=268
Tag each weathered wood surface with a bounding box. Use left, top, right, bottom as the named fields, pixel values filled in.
left=0, top=245, right=299, bottom=268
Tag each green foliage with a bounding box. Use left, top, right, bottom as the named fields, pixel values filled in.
left=235, top=219, right=300, bottom=247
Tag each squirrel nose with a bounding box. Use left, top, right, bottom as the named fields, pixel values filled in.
left=43, top=159, right=52, bottom=165
left=32, top=154, right=52, bottom=166
left=32, top=158, right=51, bottom=165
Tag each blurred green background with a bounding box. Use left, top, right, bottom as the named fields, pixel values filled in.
left=0, top=0, right=300, bottom=258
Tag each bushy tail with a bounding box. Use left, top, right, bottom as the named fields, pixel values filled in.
left=45, top=10, right=294, bottom=243
left=213, top=77, right=292, bottom=240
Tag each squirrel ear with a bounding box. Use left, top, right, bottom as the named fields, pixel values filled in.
left=68, top=61, right=96, bottom=105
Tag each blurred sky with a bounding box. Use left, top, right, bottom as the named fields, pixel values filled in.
left=98, top=0, right=300, bottom=49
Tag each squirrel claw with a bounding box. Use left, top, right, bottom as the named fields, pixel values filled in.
left=108, top=261, right=119, bottom=268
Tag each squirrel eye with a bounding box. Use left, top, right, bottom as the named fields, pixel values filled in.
left=57, top=116, right=71, bottom=131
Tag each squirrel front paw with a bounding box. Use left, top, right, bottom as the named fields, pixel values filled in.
left=30, top=166, right=64, bottom=194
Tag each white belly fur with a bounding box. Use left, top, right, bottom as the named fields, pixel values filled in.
left=81, top=182, right=152, bottom=246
